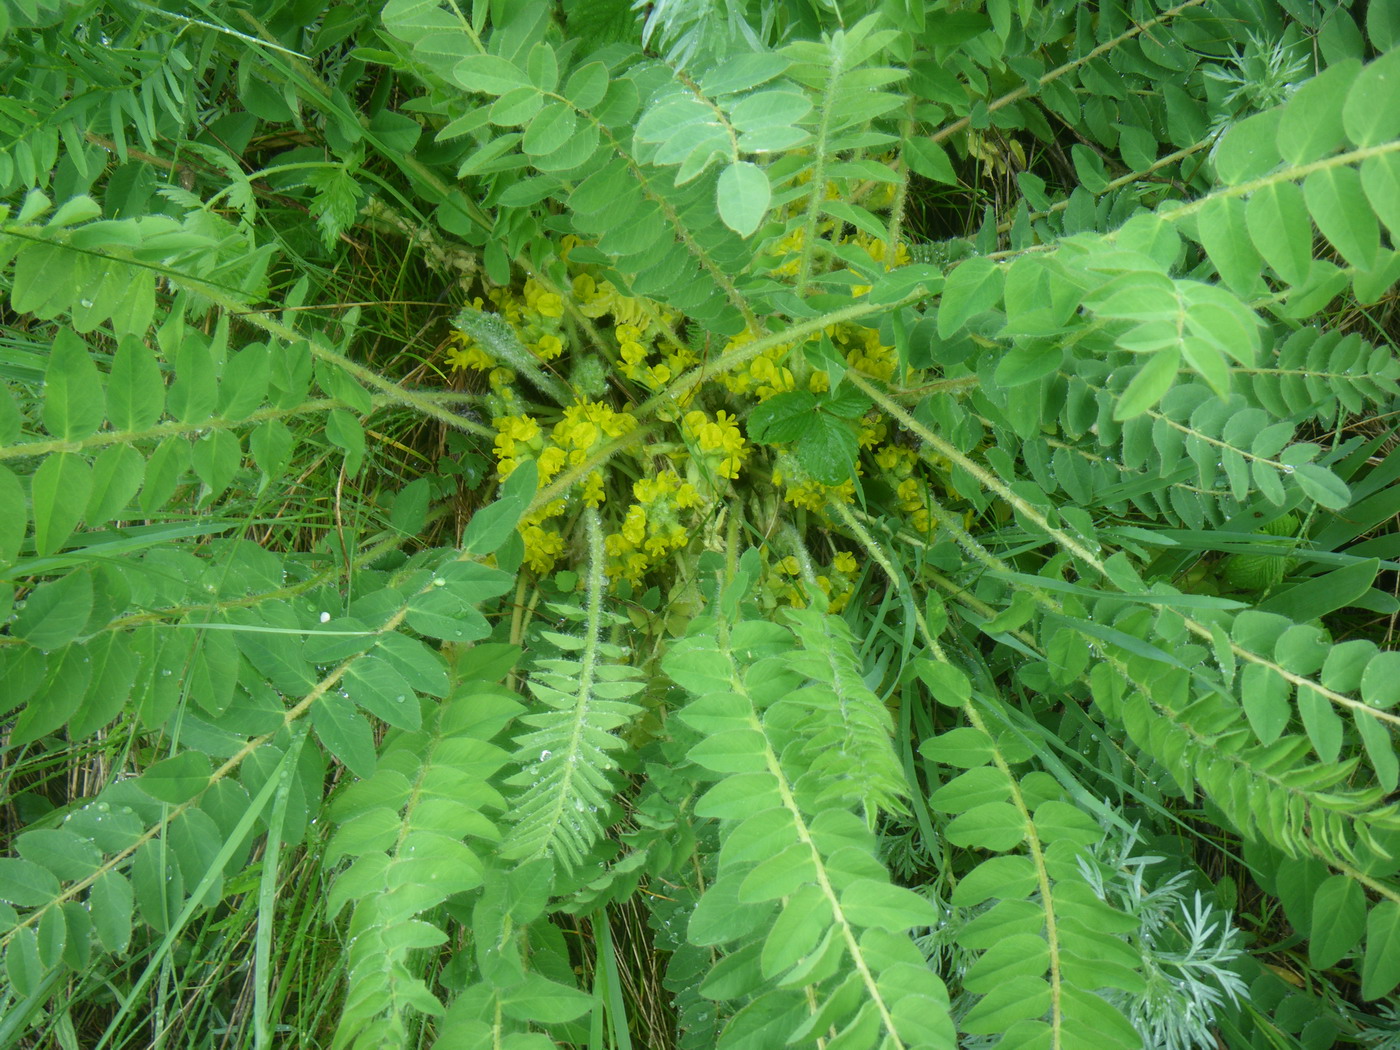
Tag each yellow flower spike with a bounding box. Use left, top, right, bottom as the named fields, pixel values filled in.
left=809, top=370, right=830, bottom=393
left=833, top=551, right=858, bottom=574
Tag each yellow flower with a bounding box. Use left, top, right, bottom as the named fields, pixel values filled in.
left=446, top=338, right=496, bottom=372
left=582, top=470, right=606, bottom=507
left=833, top=551, right=858, bottom=573
left=537, top=445, right=567, bottom=482
left=621, top=504, right=646, bottom=545
left=534, top=333, right=564, bottom=360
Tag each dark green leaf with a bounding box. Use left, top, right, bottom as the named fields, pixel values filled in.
left=747, top=391, right=817, bottom=444
left=1310, top=875, right=1364, bottom=969
left=139, top=751, right=212, bottom=803
left=11, top=569, right=92, bottom=650
left=312, top=693, right=377, bottom=778
left=795, top=414, right=859, bottom=485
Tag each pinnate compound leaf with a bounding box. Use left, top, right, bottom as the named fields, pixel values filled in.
left=1292, top=463, right=1350, bottom=509
left=962, top=974, right=1050, bottom=1034
left=1277, top=59, right=1357, bottom=165
left=1362, top=154, right=1400, bottom=243
left=0, top=470, right=24, bottom=562
left=1213, top=108, right=1282, bottom=184
left=5, top=928, right=44, bottom=997
left=717, top=161, right=770, bottom=237
left=107, top=335, right=164, bottom=431
left=312, top=693, right=378, bottom=778
left=343, top=656, right=422, bottom=731
left=905, top=138, right=957, bottom=185
left=1304, top=167, right=1380, bottom=270
left=938, top=256, right=1003, bottom=338
left=89, top=871, right=134, bottom=953
left=1246, top=181, right=1313, bottom=285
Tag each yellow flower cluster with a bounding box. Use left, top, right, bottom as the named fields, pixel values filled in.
left=682, top=409, right=747, bottom=481
left=437, top=194, right=945, bottom=597
left=617, top=322, right=698, bottom=392
left=770, top=549, right=862, bottom=612
left=604, top=470, right=699, bottom=582
left=772, top=468, right=859, bottom=514
left=718, top=329, right=798, bottom=401
left=444, top=281, right=567, bottom=394
left=830, top=322, right=898, bottom=382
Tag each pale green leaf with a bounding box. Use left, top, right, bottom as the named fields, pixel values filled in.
left=1304, top=166, right=1380, bottom=270
left=453, top=54, right=532, bottom=95
left=717, top=161, right=770, bottom=238
left=1276, top=59, right=1358, bottom=165
left=938, top=256, right=1003, bottom=339
left=1214, top=108, right=1282, bottom=184
left=838, top=878, right=940, bottom=931
left=1113, top=347, right=1180, bottom=421
left=31, top=452, right=91, bottom=556
left=43, top=328, right=104, bottom=442
left=1342, top=46, right=1400, bottom=147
